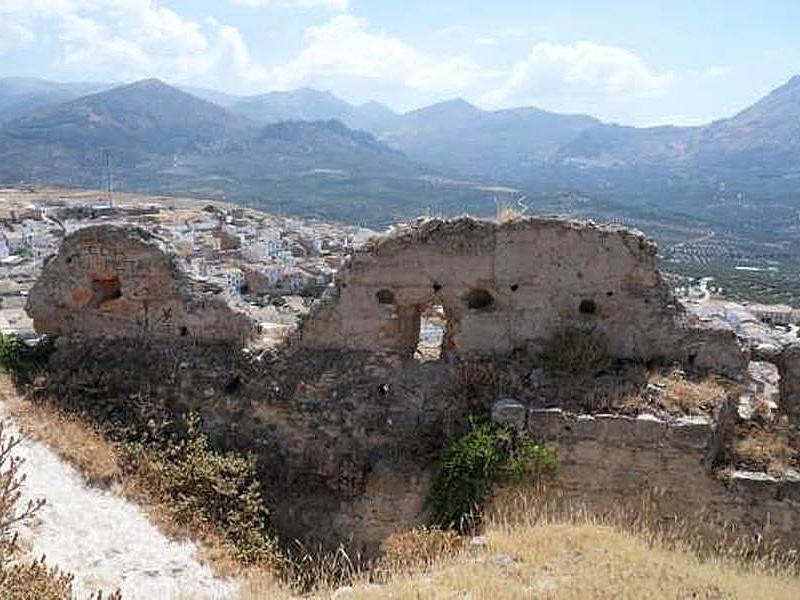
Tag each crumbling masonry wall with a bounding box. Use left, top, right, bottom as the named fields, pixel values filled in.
left=301, top=217, right=745, bottom=371
left=26, top=225, right=255, bottom=345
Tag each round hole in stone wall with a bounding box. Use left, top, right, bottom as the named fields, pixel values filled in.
left=432, top=282, right=442, bottom=292
left=510, top=284, right=519, bottom=292
left=375, top=289, right=396, bottom=304
left=465, top=289, right=494, bottom=310
left=579, top=299, right=597, bottom=315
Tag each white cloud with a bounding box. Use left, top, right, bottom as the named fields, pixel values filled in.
left=269, top=15, right=492, bottom=104
left=230, top=0, right=349, bottom=9
left=484, top=41, right=674, bottom=110
left=0, top=1, right=271, bottom=89
left=0, top=18, right=35, bottom=52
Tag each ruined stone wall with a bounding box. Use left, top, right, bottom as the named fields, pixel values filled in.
left=26, top=225, right=255, bottom=344
left=777, top=344, right=800, bottom=423
left=300, top=217, right=743, bottom=370
left=527, top=408, right=800, bottom=547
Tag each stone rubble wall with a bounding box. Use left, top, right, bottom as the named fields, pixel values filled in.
left=776, top=344, right=800, bottom=423
left=25, top=225, right=255, bottom=345
left=300, top=217, right=746, bottom=374
left=526, top=407, right=800, bottom=547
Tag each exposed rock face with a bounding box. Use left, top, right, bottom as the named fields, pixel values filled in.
left=300, top=217, right=745, bottom=373
left=26, top=225, right=255, bottom=345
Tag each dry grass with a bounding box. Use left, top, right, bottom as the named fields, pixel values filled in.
left=620, top=367, right=731, bottom=416
left=495, top=201, right=525, bottom=224
left=0, top=376, right=120, bottom=487
left=734, top=422, right=798, bottom=475
left=377, top=528, right=463, bottom=576
left=330, top=488, right=800, bottom=600
left=0, top=375, right=275, bottom=579
left=238, top=486, right=800, bottom=599
left=336, top=522, right=799, bottom=599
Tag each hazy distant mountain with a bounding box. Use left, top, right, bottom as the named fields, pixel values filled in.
left=552, top=76, right=800, bottom=173
left=0, top=79, right=491, bottom=225
left=180, top=85, right=243, bottom=108
left=4, top=73, right=800, bottom=225
left=377, top=99, right=601, bottom=178
left=257, top=119, right=403, bottom=157
left=229, top=88, right=396, bottom=131
left=553, top=124, right=699, bottom=168
left=0, top=77, right=111, bottom=123
left=1, top=79, right=249, bottom=160
left=694, top=75, right=800, bottom=170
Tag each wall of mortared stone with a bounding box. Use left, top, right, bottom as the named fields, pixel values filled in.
left=527, top=408, right=800, bottom=549
left=26, top=225, right=255, bottom=344
left=301, top=217, right=725, bottom=363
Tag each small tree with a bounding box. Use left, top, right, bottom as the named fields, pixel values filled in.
left=0, top=420, right=45, bottom=565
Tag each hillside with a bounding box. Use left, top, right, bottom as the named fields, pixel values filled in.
left=0, top=77, right=111, bottom=123
left=551, top=76, right=800, bottom=173
left=377, top=99, right=601, bottom=178
left=0, top=80, right=492, bottom=225
left=1, top=78, right=249, bottom=154
left=229, top=88, right=395, bottom=131
left=695, top=75, right=800, bottom=169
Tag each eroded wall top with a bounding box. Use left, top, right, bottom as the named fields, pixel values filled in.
left=26, top=225, right=255, bottom=344
left=300, top=216, right=734, bottom=364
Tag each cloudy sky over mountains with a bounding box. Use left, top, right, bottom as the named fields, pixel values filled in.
left=0, top=0, right=798, bottom=125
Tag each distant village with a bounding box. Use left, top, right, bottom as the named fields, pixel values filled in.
left=3, top=187, right=800, bottom=345
left=0, top=188, right=375, bottom=340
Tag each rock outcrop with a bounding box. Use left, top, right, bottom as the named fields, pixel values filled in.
left=26, top=225, right=255, bottom=345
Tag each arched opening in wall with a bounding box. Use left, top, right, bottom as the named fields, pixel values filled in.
left=376, top=288, right=399, bottom=321
left=464, top=288, right=494, bottom=311
left=89, top=276, right=122, bottom=310
left=579, top=299, right=597, bottom=315
left=415, top=302, right=447, bottom=361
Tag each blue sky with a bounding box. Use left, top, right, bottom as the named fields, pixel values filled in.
left=1, top=0, right=799, bottom=125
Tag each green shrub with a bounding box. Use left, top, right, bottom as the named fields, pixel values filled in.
left=0, top=335, right=50, bottom=385
left=121, top=413, right=274, bottom=564
left=541, top=323, right=610, bottom=377
left=427, top=418, right=556, bottom=530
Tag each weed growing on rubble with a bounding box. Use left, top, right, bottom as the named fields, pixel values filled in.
left=426, top=419, right=556, bottom=530
left=541, top=323, right=610, bottom=377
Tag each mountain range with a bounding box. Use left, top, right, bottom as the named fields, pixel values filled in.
left=0, top=79, right=490, bottom=225
left=1, top=75, right=799, bottom=226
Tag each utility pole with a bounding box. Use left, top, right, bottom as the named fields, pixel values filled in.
left=104, top=150, right=113, bottom=207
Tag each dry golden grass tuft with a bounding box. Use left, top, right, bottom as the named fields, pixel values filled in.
left=495, top=201, right=525, bottom=224
left=376, top=527, right=462, bottom=576
left=735, top=422, right=798, bottom=476
left=621, top=367, right=732, bottom=416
